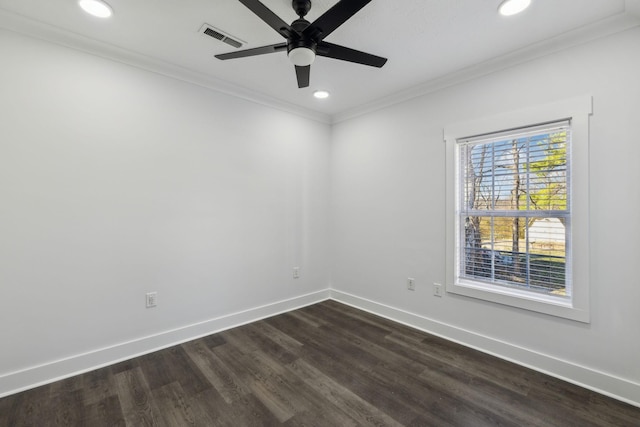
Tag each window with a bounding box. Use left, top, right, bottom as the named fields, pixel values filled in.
left=459, top=120, right=570, bottom=296
left=445, top=97, right=591, bottom=322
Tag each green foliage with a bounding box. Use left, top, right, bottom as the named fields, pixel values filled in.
left=522, top=131, right=567, bottom=211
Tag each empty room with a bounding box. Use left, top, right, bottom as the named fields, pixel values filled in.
left=1, top=0, right=639, bottom=425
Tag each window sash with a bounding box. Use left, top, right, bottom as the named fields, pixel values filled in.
left=456, top=120, right=571, bottom=297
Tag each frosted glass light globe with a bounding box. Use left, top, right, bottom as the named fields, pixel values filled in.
left=288, top=48, right=316, bottom=67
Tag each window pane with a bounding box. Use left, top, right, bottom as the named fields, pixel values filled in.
left=528, top=217, right=566, bottom=295
left=463, top=144, right=492, bottom=210
left=462, top=131, right=568, bottom=213
left=462, top=213, right=567, bottom=295
left=528, top=132, right=567, bottom=211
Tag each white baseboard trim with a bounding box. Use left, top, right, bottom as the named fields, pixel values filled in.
left=330, top=289, right=640, bottom=408
left=0, top=289, right=330, bottom=399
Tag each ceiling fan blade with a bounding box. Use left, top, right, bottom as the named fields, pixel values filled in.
left=303, top=0, right=372, bottom=40
left=215, top=43, right=287, bottom=60
left=238, top=0, right=295, bottom=38
left=295, top=65, right=310, bottom=88
left=317, top=42, right=387, bottom=67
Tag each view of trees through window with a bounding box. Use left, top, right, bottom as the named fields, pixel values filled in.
left=459, top=122, right=570, bottom=296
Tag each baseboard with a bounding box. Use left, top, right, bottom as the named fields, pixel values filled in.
left=330, top=289, right=640, bottom=408
left=0, top=289, right=330, bottom=398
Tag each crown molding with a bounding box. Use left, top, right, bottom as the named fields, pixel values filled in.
left=2, top=7, right=638, bottom=126
left=332, top=12, right=640, bottom=124
left=0, top=8, right=332, bottom=125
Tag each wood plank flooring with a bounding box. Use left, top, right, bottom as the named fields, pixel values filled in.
left=1, top=300, right=639, bottom=426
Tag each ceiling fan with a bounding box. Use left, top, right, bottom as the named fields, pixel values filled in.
left=215, top=0, right=387, bottom=88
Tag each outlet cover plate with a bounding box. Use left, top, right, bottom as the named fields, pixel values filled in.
left=434, top=283, right=443, bottom=297
left=146, top=292, right=157, bottom=308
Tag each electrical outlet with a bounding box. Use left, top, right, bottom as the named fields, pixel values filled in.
left=407, top=278, right=416, bottom=291
left=433, top=283, right=443, bottom=297
left=293, top=267, right=300, bottom=279
left=146, top=292, right=157, bottom=308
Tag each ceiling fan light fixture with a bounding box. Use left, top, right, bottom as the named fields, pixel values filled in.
left=313, top=90, right=330, bottom=99
left=78, top=0, right=113, bottom=18
left=288, top=47, right=316, bottom=67
left=498, top=0, right=531, bottom=16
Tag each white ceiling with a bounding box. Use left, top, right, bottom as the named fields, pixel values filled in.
left=1, top=0, right=639, bottom=121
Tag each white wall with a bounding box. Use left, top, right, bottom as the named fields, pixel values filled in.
left=330, top=27, right=640, bottom=404
left=0, top=29, right=331, bottom=392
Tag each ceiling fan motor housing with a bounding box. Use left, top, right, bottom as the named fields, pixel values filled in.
left=291, top=17, right=311, bottom=34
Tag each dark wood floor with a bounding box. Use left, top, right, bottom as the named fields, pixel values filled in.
left=1, top=300, right=639, bottom=426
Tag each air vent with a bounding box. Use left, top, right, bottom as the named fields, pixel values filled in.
left=200, top=24, right=244, bottom=49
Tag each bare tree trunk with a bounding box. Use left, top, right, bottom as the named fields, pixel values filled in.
left=465, top=145, right=487, bottom=275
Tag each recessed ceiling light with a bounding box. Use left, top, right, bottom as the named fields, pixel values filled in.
left=78, top=0, right=113, bottom=18
left=498, top=0, right=531, bottom=16
left=313, top=90, right=330, bottom=99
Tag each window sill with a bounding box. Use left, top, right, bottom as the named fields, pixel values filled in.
left=447, top=279, right=588, bottom=322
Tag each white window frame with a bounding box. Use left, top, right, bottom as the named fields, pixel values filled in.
left=444, top=96, right=592, bottom=323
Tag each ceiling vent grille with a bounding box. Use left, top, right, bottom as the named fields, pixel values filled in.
left=200, top=24, right=244, bottom=49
